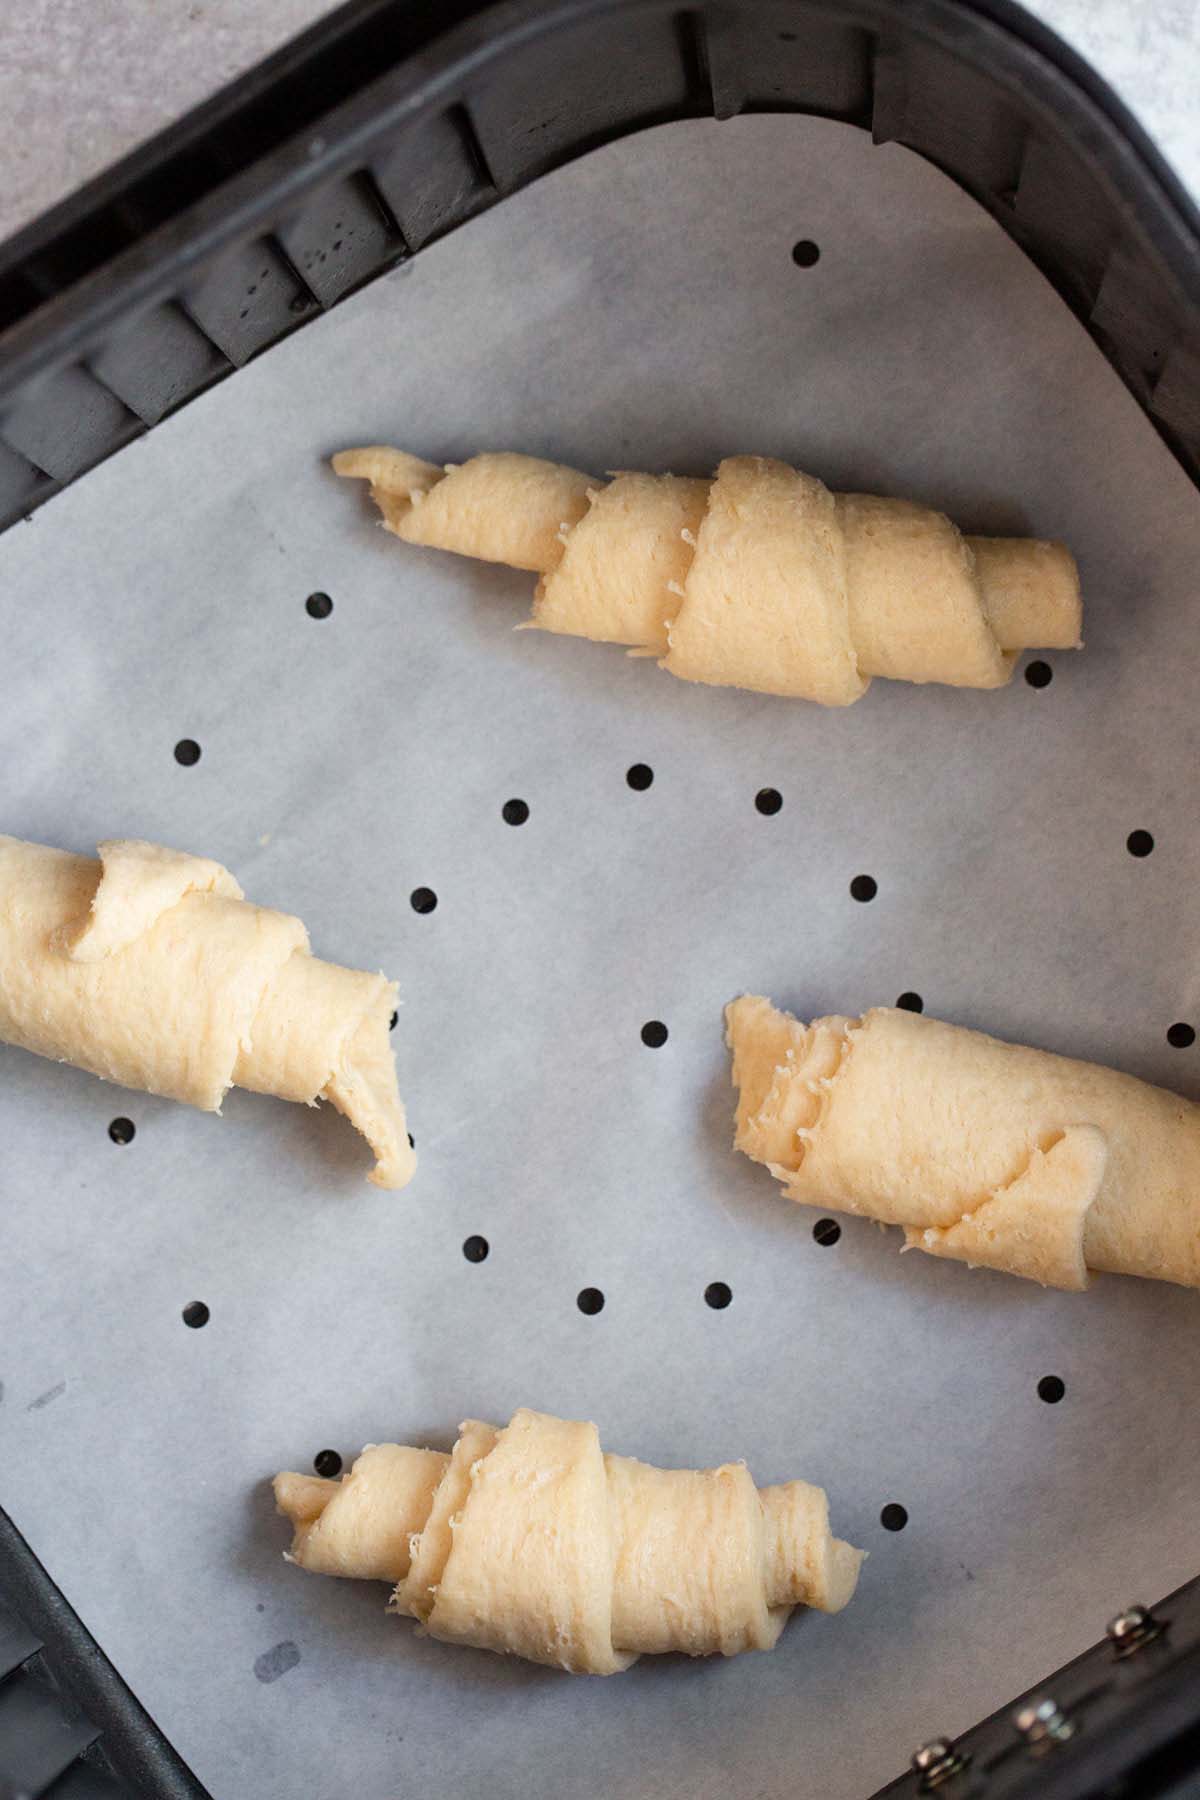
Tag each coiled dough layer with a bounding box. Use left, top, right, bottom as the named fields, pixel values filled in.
left=0, top=836, right=414, bottom=1187
left=727, top=996, right=1200, bottom=1290
left=273, top=1406, right=861, bottom=1673
left=334, top=447, right=1081, bottom=703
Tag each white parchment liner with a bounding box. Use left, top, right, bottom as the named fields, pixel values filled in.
left=2, top=114, right=1199, bottom=1800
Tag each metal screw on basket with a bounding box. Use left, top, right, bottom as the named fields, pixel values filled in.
left=1106, top=1603, right=1164, bottom=1656
left=1014, top=1695, right=1075, bottom=1749
left=910, top=1735, right=969, bottom=1789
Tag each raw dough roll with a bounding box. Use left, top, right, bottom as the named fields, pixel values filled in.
left=0, top=836, right=414, bottom=1188
left=335, top=447, right=1080, bottom=703
left=274, top=1406, right=861, bottom=1673
left=726, top=996, right=1200, bottom=1290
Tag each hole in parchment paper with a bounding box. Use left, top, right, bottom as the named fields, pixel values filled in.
left=755, top=788, right=783, bottom=816
left=108, top=1117, right=135, bottom=1144
left=813, top=1218, right=841, bottom=1246
left=791, top=239, right=820, bottom=267
left=627, top=764, right=654, bottom=791
left=641, top=1020, right=669, bottom=1048
left=704, top=1281, right=732, bottom=1310
left=576, top=1287, right=605, bottom=1316
left=502, top=798, right=529, bottom=826
left=313, top=1449, right=342, bottom=1477
left=880, top=1503, right=908, bottom=1532
left=1168, top=1023, right=1196, bottom=1049
left=410, top=887, right=437, bottom=914
left=389, top=1012, right=398, bottom=1030
left=1126, top=830, right=1154, bottom=857
left=850, top=874, right=877, bottom=902
left=1037, top=1376, right=1065, bottom=1404
left=182, top=1301, right=209, bottom=1329
left=895, top=993, right=923, bottom=1013
left=1024, top=660, right=1053, bottom=688
left=463, top=1235, right=489, bottom=1263
left=408, top=1132, right=415, bottom=1149
left=174, top=738, right=201, bottom=766
left=305, top=592, right=333, bottom=619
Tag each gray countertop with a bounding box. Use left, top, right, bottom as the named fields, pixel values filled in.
left=1, top=0, right=1198, bottom=244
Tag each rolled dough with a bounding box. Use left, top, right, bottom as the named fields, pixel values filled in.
left=274, top=1406, right=862, bottom=1673
left=334, top=447, right=1081, bottom=703
left=0, top=835, right=415, bottom=1188
left=726, top=995, right=1200, bottom=1290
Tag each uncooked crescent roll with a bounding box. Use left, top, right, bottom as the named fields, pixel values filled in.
left=334, top=447, right=1080, bottom=703
left=727, top=996, right=1200, bottom=1290
left=0, top=836, right=414, bottom=1188
left=273, top=1406, right=861, bottom=1673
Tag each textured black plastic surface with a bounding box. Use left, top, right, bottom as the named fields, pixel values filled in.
left=870, top=1574, right=1200, bottom=1799
left=0, top=0, right=1198, bottom=534
left=0, top=1508, right=210, bottom=1800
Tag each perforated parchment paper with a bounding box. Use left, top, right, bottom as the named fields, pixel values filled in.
left=3, top=113, right=1200, bottom=1800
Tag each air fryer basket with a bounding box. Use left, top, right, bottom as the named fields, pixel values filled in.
left=2, top=3, right=1200, bottom=1800
left=1, top=0, right=1198, bottom=530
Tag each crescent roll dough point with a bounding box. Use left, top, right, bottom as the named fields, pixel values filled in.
left=274, top=1445, right=449, bottom=1582
left=323, top=993, right=415, bottom=1190
left=274, top=1471, right=335, bottom=1526
left=274, top=1407, right=862, bottom=1673
left=334, top=448, right=594, bottom=573
left=727, top=996, right=1200, bottom=1290
left=0, top=835, right=415, bottom=1188
left=907, top=1124, right=1108, bottom=1290
left=65, top=839, right=244, bottom=961
left=234, top=952, right=415, bottom=1188
left=336, top=445, right=1080, bottom=700
left=330, top=446, right=445, bottom=535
